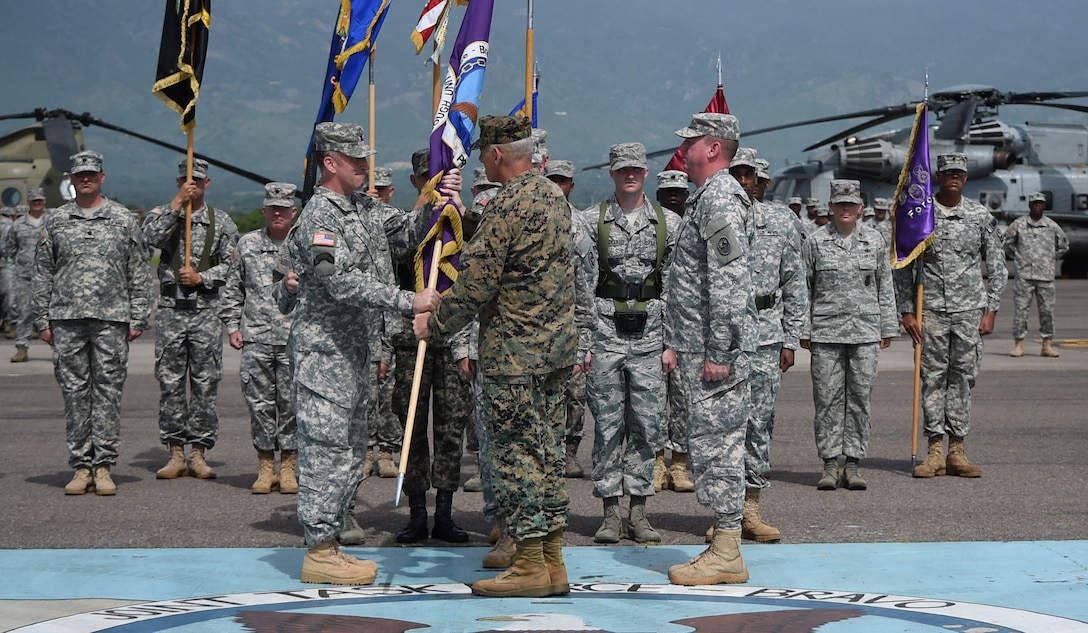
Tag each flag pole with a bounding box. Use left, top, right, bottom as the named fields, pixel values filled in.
left=395, top=238, right=443, bottom=506
left=910, top=253, right=925, bottom=468
left=524, top=0, right=534, bottom=122
left=432, top=41, right=441, bottom=117
left=184, top=127, right=194, bottom=268
left=368, top=49, right=377, bottom=192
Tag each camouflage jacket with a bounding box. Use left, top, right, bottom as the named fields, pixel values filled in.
left=429, top=170, right=577, bottom=377
left=751, top=201, right=808, bottom=348
left=893, top=197, right=1007, bottom=315
left=3, top=212, right=47, bottom=277
left=579, top=194, right=680, bottom=354
left=142, top=203, right=239, bottom=309
left=220, top=228, right=293, bottom=345
left=284, top=186, right=427, bottom=409
left=664, top=168, right=757, bottom=364
left=803, top=223, right=898, bottom=343
left=1006, top=214, right=1069, bottom=281
left=32, top=199, right=152, bottom=331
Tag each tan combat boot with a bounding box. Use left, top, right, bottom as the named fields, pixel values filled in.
left=626, top=496, right=662, bottom=543
left=594, top=497, right=623, bottom=543
left=376, top=448, right=397, bottom=478
left=564, top=438, right=584, bottom=478
left=740, top=488, right=781, bottom=543
left=362, top=445, right=374, bottom=477
left=669, top=452, right=695, bottom=492
left=156, top=443, right=189, bottom=479
left=93, top=465, right=117, bottom=496
left=912, top=435, right=946, bottom=478
left=483, top=527, right=516, bottom=569
left=652, top=450, right=667, bottom=492
left=472, top=536, right=555, bottom=597
left=542, top=530, right=570, bottom=595
left=841, top=458, right=867, bottom=490
left=1041, top=339, right=1061, bottom=357
left=946, top=435, right=982, bottom=477
left=1010, top=339, right=1025, bottom=357
left=338, top=513, right=366, bottom=546
left=65, top=467, right=94, bottom=495
left=189, top=445, right=216, bottom=479
left=668, top=528, right=749, bottom=585
left=817, top=458, right=839, bottom=489
left=300, top=541, right=377, bottom=585
left=252, top=450, right=278, bottom=494
left=279, top=450, right=299, bottom=494
left=10, top=347, right=28, bottom=363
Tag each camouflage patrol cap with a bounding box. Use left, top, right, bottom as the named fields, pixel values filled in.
left=373, top=167, right=393, bottom=187
left=873, top=197, right=891, bottom=211
left=863, top=206, right=875, bottom=218
left=411, top=149, right=430, bottom=178
left=804, top=197, right=819, bottom=207
left=730, top=147, right=759, bottom=170
left=177, top=158, right=209, bottom=179
left=609, top=142, right=647, bottom=171
left=788, top=196, right=803, bottom=206
left=532, top=128, right=549, bottom=165
left=816, top=204, right=831, bottom=217
left=262, top=182, right=297, bottom=208
left=936, top=152, right=968, bottom=173
left=314, top=122, right=375, bottom=159
left=1028, top=191, right=1046, bottom=203
left=4, top=205, right=26, bottom=217
left=755, top=159, right=771, bottom=180
left=69, top=150, right=104, bottom=174
left=470, top=115, right=532, bottom=150
left=657, top=170, right=689, bottom=190
left=544, top=159, right=575, bottom=180
left=829, top=179, right=863, bottom=204
left=26, top=187, right=46, bottom=201
left=472, top=166, right=499, bottom=188
left=675, top=112, right=740, bottom=141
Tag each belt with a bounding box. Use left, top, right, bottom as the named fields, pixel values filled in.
left=755, top=294, right=776, bottom=311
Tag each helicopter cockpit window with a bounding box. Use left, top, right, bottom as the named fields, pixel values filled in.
left=1, top=187, right=22, bottom=207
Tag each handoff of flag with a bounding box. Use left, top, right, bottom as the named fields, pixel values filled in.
left=397, top=0, right=495, bottom=506
left=152, top=0, right=210, bottom=134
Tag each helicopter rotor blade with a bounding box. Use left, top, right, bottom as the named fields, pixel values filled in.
left=1021, top=102, right=1088, bottom=115
left=801, top=110, right=916, bottom=152
left=1004, top=91, right=1088, bottom=104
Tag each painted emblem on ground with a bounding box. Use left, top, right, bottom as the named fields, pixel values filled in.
left=11, top=583, right=1088, bottom=632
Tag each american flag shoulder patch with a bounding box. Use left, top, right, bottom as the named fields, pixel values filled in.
left=312, top=232, right=337, bottom=247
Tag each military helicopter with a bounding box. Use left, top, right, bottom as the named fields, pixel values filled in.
left=605, top=85, right=1088, bottom=277
left=0, top=108, right=278, bottom=209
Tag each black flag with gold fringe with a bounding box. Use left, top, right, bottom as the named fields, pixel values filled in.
left=152, top=0, right=210, bottom=133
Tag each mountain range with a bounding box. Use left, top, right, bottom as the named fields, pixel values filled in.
left=3, top=0, right=1088, bottom=212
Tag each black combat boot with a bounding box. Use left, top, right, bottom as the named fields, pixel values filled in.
left=431, top=489, right=469, bottom=543
left=396, top=494, right=429, bottom=543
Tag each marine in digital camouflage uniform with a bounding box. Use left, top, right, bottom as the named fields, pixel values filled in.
left=802, top=180, right=897, bottom=491
left=220, top=182, right=299, bottom=495
left=280, top=122, right=439, bottom=585
left=417, top=114, right=577, bottom=598
left=580, top=142, right=679, bottom=545
left=1006, top=191, right=1069, bottom=358
left=664, top=113, right=756, bottom=586
left=896, top=153, right=1007, bottom=479
left=142, top=158, right=240, bottom=480
left=33, top=151, right=153, bottom=496
left=389, top=147, right=474, bottom=545
left=732, top=149, right=807, bottom=540
left=6, top=189, right=48, bottom=362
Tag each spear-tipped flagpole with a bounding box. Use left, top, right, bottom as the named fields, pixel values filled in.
left=716, top=52, right=722, bottom=87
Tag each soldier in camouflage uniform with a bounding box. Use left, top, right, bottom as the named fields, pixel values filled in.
left=896, top=153, right=1007, bottom=479
left=802, top=180, right=897, bottom=491
left=143, top=158, right=240, bottom=481
left=220, top=182, right=299, bottom=495
left=580, top=142, right=679, bottom=545
left=652, top=169, right=696, bottom=494
left=545, top=159, right=589, bottom=479
left=33, top=151, right=153, bottom=495
left=415, top=114, right=577, bottom=598
left=278, top=122, right=440, bottom=585
left=1006, top=191, right=1069, bottom=358
left=663, top=113, right=756, bottom=586
left=730, top=148, right=806, bottom=540
left=1, top=205, right=22, bottom=339
left=389, top=148, right=474, bottom=545
left=871, top=198, right=893, bottom=247
left=7, top=189, right=48, bottom=362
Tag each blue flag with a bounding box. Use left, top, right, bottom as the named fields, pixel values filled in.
left=309, top=0, right=390, bottom=150
left=508, top=90, right=538, bottom=128
left=891, top=102, right=936, bottom=268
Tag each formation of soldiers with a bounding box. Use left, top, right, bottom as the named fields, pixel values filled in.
left=14, top=109, right=1070, bottom=595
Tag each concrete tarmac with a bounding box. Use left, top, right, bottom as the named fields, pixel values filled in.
left=1, top=280, right=1086, bottom=550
